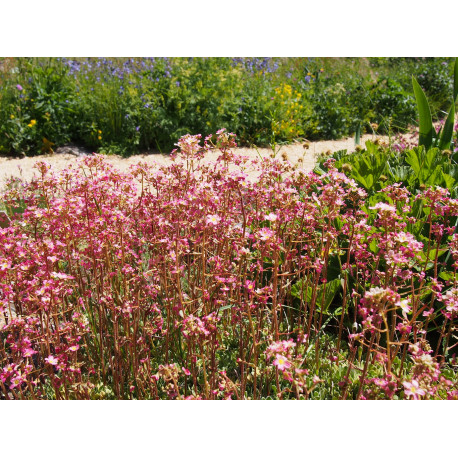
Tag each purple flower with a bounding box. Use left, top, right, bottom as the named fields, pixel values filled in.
left=16, top=84, right=23, bottom=91
left=136, top=126, right=140, bottom=131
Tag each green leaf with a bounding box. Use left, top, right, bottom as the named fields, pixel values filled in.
left=439, top=271, right=455, bottom=282
left=439, top=100, right=455, bottom=151
left=355, top=123, right=361, bottom=146
left=428, top=248, right=448, bottom=261
left=340, top=150, right=388, bottom=191
left=290, top=278, right=341, bottom=315
left=454, top=58, right=458, bottom=103
left=316, top=278, right=342, bottom=314
left=412, top=76, right=433, bottom=150
left=425, top=165, right=444, bottom=186
left=387, top=164, right=411, bottom=182
left=441, top=171, right=456, bottom=191
left=313, top=165, right=327, bottom=176
left=404, top=147, right=423, bottom=178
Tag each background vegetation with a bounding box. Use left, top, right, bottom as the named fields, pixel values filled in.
left=0, top=57, right=455, bottom=156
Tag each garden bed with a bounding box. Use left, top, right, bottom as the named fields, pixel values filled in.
left=1, top=130, right=458, bottom=400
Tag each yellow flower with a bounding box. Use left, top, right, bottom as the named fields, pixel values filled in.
left=28, top=119, right=37, bottom=128
left=98, top=130, right=102, bottom=134
left=10, top=114, right=15, bottom=119
left=98, top=135, right=102, bottom=140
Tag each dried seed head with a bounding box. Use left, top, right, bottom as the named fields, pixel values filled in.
left=442, top=149, right=452, bottom=156
left=281, top=152, right=289, bottom=161
left=303, top=141, right=310, bottom=149
left=355, top=145, right=363, bottom=152
left=341, top=163, right=352, bottom=173
left=379, top=174, right=388, bottom=182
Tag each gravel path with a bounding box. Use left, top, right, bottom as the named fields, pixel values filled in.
left=0, top=134, right=386, bottom=189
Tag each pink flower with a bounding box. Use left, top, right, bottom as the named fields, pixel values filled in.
left=182, top=367, right=191, bottom=376
left=273, top=354, right=291, bottom=371
left=45, top=355, right=59, bottom=366
left=23, top=347, right=37, bottom=357
left=244, top=280, right=255, bottom=292
left=257, top=227, right=274, bottom=241
left=443, top=288, right=458, bottom=313
left=403, top=380, right=425, bottom=400
left=206, top=214, right=221, bottom=226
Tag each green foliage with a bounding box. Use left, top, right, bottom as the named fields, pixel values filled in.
left=411, top=59, right=457, bottom=152
left=0, top=57, right=455, bottom=156
left=412, top=75, right=434, bottom=150
left=317, top=141, right=458, bottom=197
left=291, top=277, right=342, bottom=315
left=454, top=58, right=458, bottom=102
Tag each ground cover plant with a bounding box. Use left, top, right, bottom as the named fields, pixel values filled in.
left=0, top=57, right=454, bottom=157
left=1, top=129, right=458, bottom=399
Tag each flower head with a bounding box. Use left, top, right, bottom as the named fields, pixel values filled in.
left=403, top=379, right=425, bottom=400
left=257, top=227, right=274, bottom=241
left=206, top=214, right=221, bottom=226
left=265, top=213, right=277, bottom=222
left=45, top=355, right=59, bottom=366
left=273, top=355, right=291, bottom=371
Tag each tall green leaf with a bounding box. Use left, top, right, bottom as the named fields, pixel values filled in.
left=439, top=100, right=455, bottom=150
left=355, top=123, right=361, bottom=146
left=454, top=57, right=458, bottom=103
left=412, top=76, right=433, bottom=150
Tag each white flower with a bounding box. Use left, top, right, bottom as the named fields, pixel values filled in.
left=206, top=214, right=221, bottom=226
left=265, top=213, right=277, bottom=222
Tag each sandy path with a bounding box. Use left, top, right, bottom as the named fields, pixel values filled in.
left=0, top=134, right=385, bottom=188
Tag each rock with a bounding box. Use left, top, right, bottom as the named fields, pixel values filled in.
left=54, top=144, right=94, bottom=157
left=0, top=308, right=16, bottom=330
left=0, top=211, right=10, bottom=228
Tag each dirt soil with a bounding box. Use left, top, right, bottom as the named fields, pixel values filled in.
left=0, top=134, right=388, bottom=189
